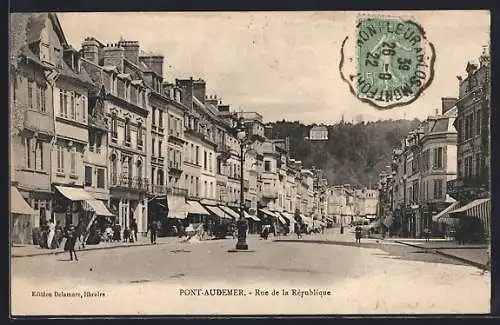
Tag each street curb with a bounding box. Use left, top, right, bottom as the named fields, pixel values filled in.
left=394, top=240, right=487, bottom=270
left=11, top=241, right=173, bottom=258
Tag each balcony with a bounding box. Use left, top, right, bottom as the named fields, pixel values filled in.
left=88, top=115, right=108, bottom=131
left=168, top=161, right=183, bottom=175
left=109, top=174, right=149, bottom=192
left=216, top=173, right=228, bottom=185
left=151, top=184, right=166, bottom=194
left=167, top=186, right=188, bottom=197
left=24, top=109, right=54, bottom=136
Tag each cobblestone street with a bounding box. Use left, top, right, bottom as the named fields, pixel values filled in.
left=11, top=229, right=490, bottom=315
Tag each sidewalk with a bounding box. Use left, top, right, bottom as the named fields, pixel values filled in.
left=390, top=238, right=489, bottom=270
left=12, top=235, right=198, bottom=258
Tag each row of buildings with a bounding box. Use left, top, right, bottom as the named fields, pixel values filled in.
left=10, top=13, right=332, bottom=244
left=377, top=46, right=491, bottom=242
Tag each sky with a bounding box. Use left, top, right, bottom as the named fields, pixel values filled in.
left=57, top=11, right=490, bottom=124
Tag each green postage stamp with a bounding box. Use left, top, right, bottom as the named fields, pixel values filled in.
left=340, top=15, right=435, bottom=109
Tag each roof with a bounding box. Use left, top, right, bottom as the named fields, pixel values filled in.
left=26, top=13, right=48, bottom=44
left=430, top=118, right=450, bottom=133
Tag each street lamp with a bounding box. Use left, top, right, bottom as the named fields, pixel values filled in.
left=235, top=120, right=250, bottom=250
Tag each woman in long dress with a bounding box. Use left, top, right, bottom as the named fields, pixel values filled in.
left=47, top=220, right=56, bottom=249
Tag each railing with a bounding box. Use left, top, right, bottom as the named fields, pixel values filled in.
left=152, top=184, right=166, bottom=194
left=109, top=174, right=149, bottom=191
left=166, top=187, right=188, bottom=197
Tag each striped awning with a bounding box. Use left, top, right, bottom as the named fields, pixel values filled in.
left=432, top=201, right=459, bottom=222
left=186, top=200, right=211, bottom=215
left=449, top=198, right=490, bottom=230
left=205, top=205, right=232, bottom=219
left=244, top=211, right=261, bottom=222
left=10, top=186, right=36, bottom=215
left=280, top=212, right=295, bottom=222
left=219, top=206, right=240, bottom=219
left=260, top=208, right=278, bottom=218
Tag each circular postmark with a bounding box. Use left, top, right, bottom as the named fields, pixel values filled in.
left=340, top=15, right=435, bottom=109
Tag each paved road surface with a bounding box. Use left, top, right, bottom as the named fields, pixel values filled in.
left=11, top=233, right=490, bottom=315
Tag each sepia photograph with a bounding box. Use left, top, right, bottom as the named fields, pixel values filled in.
left=9, top=10, right=491, bottom=315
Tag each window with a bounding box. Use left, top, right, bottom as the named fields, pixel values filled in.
left=210, top=182, right=213, bottom=198
left=124, top=119, right=131, bottom=143
left=158, top=140, right=162, bottom=158
left=457, top=159, right=462, bottom=179
left=56, top=145, right=64, bottom=173
left=36, top=84, right=46, bottom=112
left=117, top=78, right=125, bottom=98
left=28, top=82, right=33, bottom=108
left=433, top=147, right=443, bottom=169
left=158, top=111, right=163, bottom=128
left=59, top=90, right=68, bottom=117
left=85, top=166, right=93, bottom=186
left=136, top=160, right=143, bottom=179
left=475, top=153, right=481, bottom=177
left=111, top=114, right=118, bottom=139
left=264, top=160, right=271, bottom=172
left=190, top=144, right=194, bottom=163
left=137, top=123, right=143, bottom=147
left=70, top=148, right=77, bottom=176
left=476, top=110, right=481, bottom=136
left=433, top=179, right=443, bottom=199
left=74, top=93, right=82, bottom=120
left=151, top=167, right=156, bottom=186
left=196, top=146, right=200, bottom=165
left=152, top=107, right=156, bottom=126
left=209, top=153, right=213, bottom=172
left=69, top=92, right=76, bottom=120
left=35, top=140, right=43, bottom=170
left=152, top=138, right=156, bottom=157
left=25, top=138, right=33, bottom=169
left=95, top=168, right=105, bottom=188
left=204, top=181, right=208, bottom=198
left=204, top=151, right=207, bottom=170
left=468, top=156, right=473, bottom=179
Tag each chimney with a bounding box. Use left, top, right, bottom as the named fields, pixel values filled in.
left=103, top=43, right=124, bottom=71
left=139, top=53, right=164, bottom=77
left=81, top=37, right=99, bottom=64
left=118, top=40, right=140, bottom=64
left=441, top=97, right=457, bottom=115
left=175, top=78, right=194, bottom=108
left=193, top=78, right=206, bottom=104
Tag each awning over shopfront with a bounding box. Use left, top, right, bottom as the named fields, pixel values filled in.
left=167, top=201, right=189, bottom=219
left=432, top=201, right=459, bottom=222
left=276, top=214, right=287, bottom=224
left=449, top=198, right=491, bottom=230
left=56, top=186, right=93, bottom=201
left=219, top=206, right=240, bottom=219
left=10, top=186, right=36, bottom=215
left=206, top=205, right=232, bottom=219
left=300, top=214, right=313, bottom=225
left=85, top=200, right=114, bottom=217
left=260, top=208, right=278, bottom=218
left=244, top=211, right=261, bottom=222
left=280, top=212, right=294, bottom=222
left=186, top=200, right=211, bottom=215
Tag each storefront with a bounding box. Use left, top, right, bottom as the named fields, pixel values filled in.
left=11, top=186, right=37, bottom=245
left=53, top=185, right=94, bottom=227
left=448, top=198, right=490, bottom=243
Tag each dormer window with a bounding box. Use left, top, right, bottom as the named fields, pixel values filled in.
left=40, top=43, right=51, bottom=63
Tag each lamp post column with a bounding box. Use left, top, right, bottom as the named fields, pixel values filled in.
left=236, top=140, right=249, bottom=250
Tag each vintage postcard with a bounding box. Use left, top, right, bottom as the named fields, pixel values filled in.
left=9, top=10, right=491, bottom=316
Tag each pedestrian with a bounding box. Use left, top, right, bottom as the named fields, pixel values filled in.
left=148, top=220, right=158, bottom=244
left=131, top=219, right=138, bottom=242
left=76, top=218, right=86, bottom=249
left=295, top=222, right=302, bottom=239
left=355, top=225, right=362, bottom=244
left=423, top=227, right=431, bottom=242
left=64, top=224, right=78, bottom=261
left=54, top=221, right=63, bottom=248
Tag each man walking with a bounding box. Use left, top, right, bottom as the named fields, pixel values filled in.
left=148, top=220, right=158, bottom=244
left=131, top=218, right=138, bottom=242
left=64, top=223, right=78, bottom=261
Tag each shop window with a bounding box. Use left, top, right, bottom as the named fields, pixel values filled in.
left=97, top=168, right=105, bottom=189
left=85, top=166, right=93, bottom=186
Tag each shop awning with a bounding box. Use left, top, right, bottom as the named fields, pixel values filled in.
left=276, top=214, right=287, bottom=224
left=244, top=211, right=261, bottom=222
left=10, top=186, right=36, bottom=215
left=300, top=214, right=313, bottom=225
left=260, top=208, right=278, bottom=218
left=56, top=186, right=93, bottom=201
left=449, top=198, right=491, bottom=230
left=206, top=205, right=232, bottom=219
left=280, top=212, right=294, bottom=222
left=432, top=201, right=459, bottom=222
left=219, top=206, right=240, bottom=219
left=186, top=200, right=211, bottom=215
left=85, top=200, right=114, bottom=217
left=168, top=201, right=189, bottom=219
